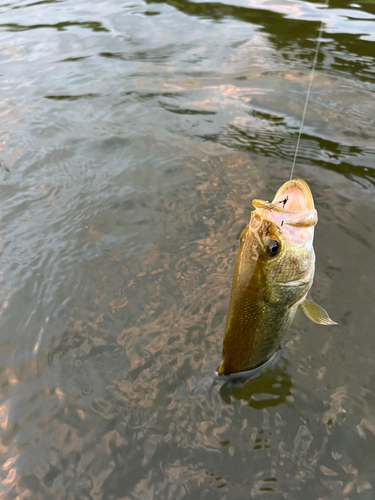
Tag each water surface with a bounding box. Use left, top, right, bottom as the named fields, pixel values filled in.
left=0, top=0, right=375, bottom=498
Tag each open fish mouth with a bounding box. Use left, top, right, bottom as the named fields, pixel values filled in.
left=274, top=178, right=314, bottom=212
left=252, top=179, right=318, bottom=229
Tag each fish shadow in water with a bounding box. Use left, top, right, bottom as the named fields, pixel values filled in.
left=212, top=354, right=294, bottom=410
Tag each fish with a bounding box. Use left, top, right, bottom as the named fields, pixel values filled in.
left=217, top=178, right=336, bottom=376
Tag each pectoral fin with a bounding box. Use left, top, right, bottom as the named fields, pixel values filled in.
left=299, top=298, right=337, bottom=325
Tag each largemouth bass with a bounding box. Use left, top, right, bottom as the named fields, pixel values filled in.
left=218, top=178, right=336, bottom=376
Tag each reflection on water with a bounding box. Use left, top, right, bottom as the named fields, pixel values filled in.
left=0, top=0, right=375, bottom=498
left=219, top=362, right=293, bottom=410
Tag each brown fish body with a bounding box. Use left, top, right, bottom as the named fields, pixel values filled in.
left=218, top=179, right=336, bottom=376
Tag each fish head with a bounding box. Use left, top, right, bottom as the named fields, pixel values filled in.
left=248, top=178, right=318, bottom=306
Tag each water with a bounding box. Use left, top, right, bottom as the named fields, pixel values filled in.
left=0, top=0, right=374, bottom=498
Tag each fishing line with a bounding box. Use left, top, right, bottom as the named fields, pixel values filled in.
left=289, top=0, right=329, bottom=181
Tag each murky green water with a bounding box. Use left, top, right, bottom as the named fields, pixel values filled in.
left=0, top=0, right=374, bottom=498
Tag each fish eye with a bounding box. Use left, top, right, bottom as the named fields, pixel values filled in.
left=268, top=239, right=280, bottom=257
